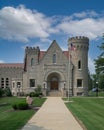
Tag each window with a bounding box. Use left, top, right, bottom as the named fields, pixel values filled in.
left=12, top=82, right=15, bottom=88
left=30, top=79, right=35, bottom=87
left=78, top=60, right=81, bottom=69
left=1, top=78, right=4, bottom=87
left=6, top=78, right=9, bottom=87
left=1, top=78, right=9, bottom=88
left=17, top=82, right=21, bottom=88
left=31, top=58, right=34, bottom=66
left=53, top=54, right=56, bottom=63
left=77, top=79, right=82, bottom=87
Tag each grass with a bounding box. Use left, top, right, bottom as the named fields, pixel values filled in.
left=65, top=97, right=104, bottom=130
left=0, top=97, right=46, bottom=130
left=88, top=91, right=104, bottom=97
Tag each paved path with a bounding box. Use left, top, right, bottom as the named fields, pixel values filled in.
left=22, top=97, right=84, bottom=130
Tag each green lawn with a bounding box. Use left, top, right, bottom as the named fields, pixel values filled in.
left=0, top=97, right=46, bottom=130
left=88, top=91, right=104, bottom=97
left=65, top=97, right=104, bottom=130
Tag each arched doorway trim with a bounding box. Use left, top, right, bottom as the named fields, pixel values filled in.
left=44, top=70, right=65, bottom=82
left=44, top=70, right=66, bottom=91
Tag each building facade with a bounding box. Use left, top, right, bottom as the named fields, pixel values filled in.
left=0, top=36, right=89, bottom=97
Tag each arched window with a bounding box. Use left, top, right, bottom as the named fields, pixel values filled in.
left=78, top=60, right=81, bottom=69
left=31, top=58, right=34, bottom=66
left=53, top=54, right=56, bottom=63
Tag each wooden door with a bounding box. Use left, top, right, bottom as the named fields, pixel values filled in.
left=51, top=81, right=58, bottom=90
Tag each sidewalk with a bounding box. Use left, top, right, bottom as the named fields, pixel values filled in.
left=21, top=97, right=84, bottom=130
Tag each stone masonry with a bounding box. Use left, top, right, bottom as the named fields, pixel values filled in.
left=0, top=36, right=89, bottom=97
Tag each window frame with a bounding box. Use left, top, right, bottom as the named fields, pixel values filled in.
left=77, top=79, right=83, bottom=88
left=31, top=58, right=34, bottom=66
left=78, top=60, right=81, bottom=70
left=53, top=53, right=56, bottom=64
left=30, top=79, right=35, bottom=87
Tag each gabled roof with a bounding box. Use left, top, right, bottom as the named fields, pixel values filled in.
left=0, top=63, right=24, bottom=68
left=0, top=40, right=69, bottom=69
left=39, top=51, right=69, bottom=60
left=39, top=40, right=69, bottom=61
left=39, top=51, right=46, bottom=60
left=63, top=51, right=69, bottom=59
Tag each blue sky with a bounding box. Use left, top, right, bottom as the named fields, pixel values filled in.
left=0, top=0, right=104, bottom=74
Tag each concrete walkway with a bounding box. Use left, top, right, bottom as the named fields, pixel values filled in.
left=21, top=97, right=84, bottom=130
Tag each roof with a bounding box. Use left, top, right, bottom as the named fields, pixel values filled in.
left=63, top=51, right=69, bottom=59
left=39, top=51, right=69, bottom=60
left=0, top=51, right=69, bottom=69
left=0, top=63, right=24, bottom=68
left=39, top=51, right=46, bottom=60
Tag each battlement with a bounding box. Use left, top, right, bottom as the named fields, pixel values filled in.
left=0, top=63, right=24, bottom=69
left=68, top=36, right=89, bottom=44
left=25, top=46, right=40, bottom=55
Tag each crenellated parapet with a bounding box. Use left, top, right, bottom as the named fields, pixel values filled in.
left=68, top=36, right=89, bottom=43
left=68, top=36, right=89, bottom=50
left=25, top=46, right=40, bottom=55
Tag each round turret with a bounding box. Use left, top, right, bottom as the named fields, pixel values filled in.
left=68, top=36, right=89, bottom=50
left=68, top=36, right=89, bottom=42
left=68, top=36, right=89, bottom=96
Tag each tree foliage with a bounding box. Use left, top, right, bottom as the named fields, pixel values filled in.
left=94, top=34, right=104, bottom=89
left=88, top=71, right=93, bottom=90
left=95, top=34, right=104, bottom=74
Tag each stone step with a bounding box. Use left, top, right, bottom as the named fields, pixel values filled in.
left=48, top=91, right=62, bottom=97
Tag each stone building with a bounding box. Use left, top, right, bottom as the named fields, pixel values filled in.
left=0, top=36, right=89, bottom=97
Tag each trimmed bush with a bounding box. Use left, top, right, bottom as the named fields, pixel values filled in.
left=12, top=104, right=18, bottom=110
left=17, top=102, right=28, bottom=110
left=29, top=92, right=42, bottom=97
left=12, top=102, right=28, bottom=110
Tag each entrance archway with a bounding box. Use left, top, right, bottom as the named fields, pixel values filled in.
left=47, top=72, right=60, bottom=91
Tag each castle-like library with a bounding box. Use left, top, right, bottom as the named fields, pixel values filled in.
left=0, top=36, right=89, bottom=97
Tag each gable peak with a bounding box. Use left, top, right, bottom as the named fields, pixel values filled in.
left=52, top=40, right=57, bottom=44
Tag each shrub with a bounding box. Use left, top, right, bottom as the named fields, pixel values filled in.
left=35, top=85, right=42, bottom=93
left=0, top=88, right=4, bottom=97
left=4, top=87, right=12, bottom=97
left=12, top=102, right=28, bottom=110
left=17, top=102, right=28, bottom=110
left=29, top=92, right=35, bottom=97
left=12, top=104, right=18, bottom=110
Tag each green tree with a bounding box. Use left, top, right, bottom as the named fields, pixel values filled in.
left=88, top=71, right=93, bottom=91
left=95, top=34, right=104, bottom=89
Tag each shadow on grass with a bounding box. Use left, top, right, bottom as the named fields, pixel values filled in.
left=21, top=123, right=49, bottom=130
left=0, top=103, right=10, bottom=107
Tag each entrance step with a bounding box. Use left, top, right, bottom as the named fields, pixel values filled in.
left=48, top=91, right=62, bottom=97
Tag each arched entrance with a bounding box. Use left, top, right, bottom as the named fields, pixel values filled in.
left=44, top=71, right=66, bottom=96
left=47, top=72, right=61, bottom=91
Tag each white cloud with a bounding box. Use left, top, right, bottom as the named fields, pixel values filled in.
left=0, top=6, right=104, bottom=42
left=72, top=10, right=98, bottom=19
left=0, top=5, right=54, bottom=42
left=57, top=17, right=104, bottom=40
left=40, top=38, right=52, bottom=43
left=0, top=60, right=5, bottom=63
left=88, top=56, right=95, bottom=74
